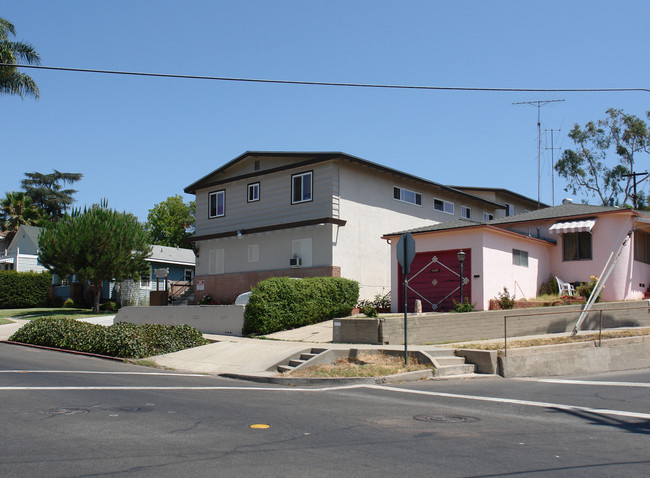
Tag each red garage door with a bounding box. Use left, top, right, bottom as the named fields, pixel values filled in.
left=398, top=248, right=471, bottom=313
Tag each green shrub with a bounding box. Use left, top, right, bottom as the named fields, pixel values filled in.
left=539, top=275, right=559, bottom=296
left=495, top=287, right=516, bottom=310
left=357, top=292, right=391, bottom=310
left=9, top=317, right=208, bottom=358
left=451, top=298, right=475, bottom=313
left=99, top=301, right=118, bottom=312
left=362, top=305, right=378, bottom=318
left=63, top=298, right=76, bottom=308
left=0, top=271, right=52, bottom=309
left=243, top=277, right=359, bottom=335
left=576, top=275, right=602, bottom=302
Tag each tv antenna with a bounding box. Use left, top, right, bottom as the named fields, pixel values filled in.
left=513, top=99, right=565, bottom=208
left=545, top=128, right=561, bottom=206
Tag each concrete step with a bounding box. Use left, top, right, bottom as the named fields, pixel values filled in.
left=435, top=363, right=476, bottom=377
left=277, top=347, right=328, bottom=373
left=288, top=359, right=307, bottom=367
left=434, top=356, right=468, bottom=366
left=277, top=365, right=293, bottom=373
left=300, top=353, right=319, bottom=361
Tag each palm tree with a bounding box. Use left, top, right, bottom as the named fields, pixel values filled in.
left=0, top=17, right=41, bottom=99
left=1, top=191, right=40, bottom=232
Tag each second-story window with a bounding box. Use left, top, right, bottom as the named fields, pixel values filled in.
left=209, top=190, right=225, bottom=218
left=393, top=187, right=422, bottom=206
left=248, top=182, right=260, bottom=202
left=483, top=212, right=494, bottom=221
left=292, top=171, right=312, bottom=204
left=461, top=206, right=471, bottom=219
left=505, top=203, right=515, bottom=216
left=434, top=198, right=454, bottom=215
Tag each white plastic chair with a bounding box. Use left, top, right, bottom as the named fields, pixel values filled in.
left=555, top=276, right=575, bottom=296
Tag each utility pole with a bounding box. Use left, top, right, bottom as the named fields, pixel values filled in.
left=513, top=99, right=565, bottom=209
left=545, top=128, right=561, bottom=206
left=622, top=171, right=649, bottom=209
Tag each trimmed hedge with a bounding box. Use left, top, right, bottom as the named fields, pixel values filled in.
left=9, top=317, right=208, bottom=358
left=243, top=276, right=359, bottom=335
left=0, top=271, right=52, bottom=309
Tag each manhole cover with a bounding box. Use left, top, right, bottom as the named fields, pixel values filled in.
left=43, top=408, right=89, bottom=416
left=413, top=414, right=479, bottom=423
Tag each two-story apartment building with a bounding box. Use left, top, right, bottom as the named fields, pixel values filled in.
left=184, top=151, right=524, bottom=303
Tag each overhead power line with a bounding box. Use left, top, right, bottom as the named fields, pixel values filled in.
left=2, top=63, right=650, bottom=93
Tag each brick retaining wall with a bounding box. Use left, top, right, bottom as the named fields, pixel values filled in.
left=194, top=266, right=341, bottom=304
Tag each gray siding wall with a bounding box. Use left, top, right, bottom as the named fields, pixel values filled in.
left=195, top=161, right=335, bottom=236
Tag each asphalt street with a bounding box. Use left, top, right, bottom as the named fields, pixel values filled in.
left=1, top=343, right=650, bottom=477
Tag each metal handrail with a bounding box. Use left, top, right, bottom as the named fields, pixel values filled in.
left=504, top=305, right=650, bottom=357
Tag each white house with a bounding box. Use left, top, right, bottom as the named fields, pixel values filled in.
left=0, top=225, right=46, bottom=273
left=184, top=151, right=536, bottom=303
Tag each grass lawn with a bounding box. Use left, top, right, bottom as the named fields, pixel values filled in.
left=0, top=308, right=114, bottom=320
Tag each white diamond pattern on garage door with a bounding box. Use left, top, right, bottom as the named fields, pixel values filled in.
left=398, top=249, right=471, bottom=313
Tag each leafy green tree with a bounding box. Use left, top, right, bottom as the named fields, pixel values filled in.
left=1, top=191, right=41, bottom=232
left=21, top=170, right=83, bottom=219
left=38, top=201, right=151, bottom=313
left=0, top=17, right=40, bottom=99
left=145, top=195, right=195, bottom=248
left=555, top=108, right=650, bottom=207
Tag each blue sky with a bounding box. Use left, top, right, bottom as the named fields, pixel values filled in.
left=2, top=1, right=649, bottom=221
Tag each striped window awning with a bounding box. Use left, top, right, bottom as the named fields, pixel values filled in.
left=549, top=219, right=596, bottom=234
left=0, top=256, right=14, bottom=264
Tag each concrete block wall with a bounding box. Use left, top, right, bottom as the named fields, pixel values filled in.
left=194, top=266, right=341, bottom=304
left=335, top=301, right=650, bottom=345
left=115, top=305, right=245, bottom=335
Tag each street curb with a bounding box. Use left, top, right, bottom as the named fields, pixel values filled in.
left=0, top=340, right=126, bottom=362
left=220, top=369, right=435, bottom=386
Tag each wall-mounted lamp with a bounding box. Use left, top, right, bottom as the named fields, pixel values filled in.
left=457, top=250, right=466, bottom=305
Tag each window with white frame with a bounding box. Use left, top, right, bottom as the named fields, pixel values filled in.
left=483, top=212, right=494, bottom=222
left=513, top=249, right=529, bottom=267
left=461, top=206, right=471, bottom=219
left=140, top=272, right=151, bottom=288
left=635, top=229, right=650, bottom=264
left=209, top=190, right=225, bottom=218
left=393, top=186, right=422, bottom=206
left=248, top=182, right=260, bottom=202
left=291, top=171, right=312, bottom=204
left=505, top=203, right=514, bottom=217
left=184, top=269, right=193, bottom=282
left=434, top=198, right=454, bottom=215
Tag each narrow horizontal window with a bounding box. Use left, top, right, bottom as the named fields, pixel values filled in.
left=393, top=186, right=422, bottom=206
left=434, top=198, right=454, bottom=215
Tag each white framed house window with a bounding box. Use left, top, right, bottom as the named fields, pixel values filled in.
left=393, top=186, right=422, bottom=206
left=248, top=182, right=260, bottom=202
left=209, top=190, right=225, bottom=218
left=292, top=171, right=313, bottom=204
left=140, top=272, right=151, bottom=289
left=461, top=206, right=471, bottom=219
left=483, top=212, right=494, bottom=221
left=434, top=198, right=454, bottom=215
left=184, top=269, right=193, bottom=282
left=505, top=203, right=515, bottom=217
left=513, top=249, right=529, bottom=267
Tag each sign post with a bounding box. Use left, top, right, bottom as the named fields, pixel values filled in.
left=396, top=233, right=415, bottom=365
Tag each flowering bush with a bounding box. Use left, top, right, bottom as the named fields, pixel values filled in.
left=576, top=276, right=602, bottom=302
left=198, top=294, right=219, bottom=305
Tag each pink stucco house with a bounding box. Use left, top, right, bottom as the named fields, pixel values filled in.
left=383, top=203, right=650, bottom=312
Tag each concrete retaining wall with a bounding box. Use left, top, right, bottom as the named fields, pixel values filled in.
left=498, top=335, right=650, bottom=377
left=334, top=301, right=650, bottom=345
left=115, top=305, right=245, bottom=335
